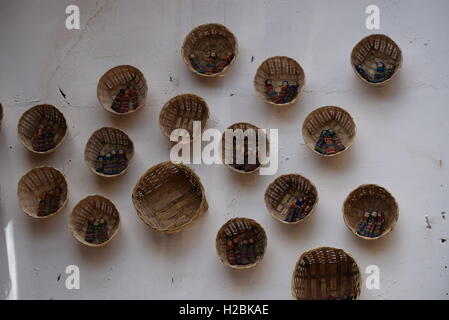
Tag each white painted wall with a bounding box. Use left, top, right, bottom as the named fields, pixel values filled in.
left=0, top=0, right=448, bottom=299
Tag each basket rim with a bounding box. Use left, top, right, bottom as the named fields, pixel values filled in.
left=84, top=126, right=135, bottom=178
left=17, top=166, right=69, bottom=219
left=215, top=217, right=267, bottom=269
left=253, top=55, right=306, bottom=107
left=158, top=93, right=210, bottom=142
left=131, top=161, right=208, bottom=234
left=17, top=104, right=68, bottom=154
left=219, top=122, right=269, bottom=174
left=350, top=34, right=403, bottom=87
left=69, top=194, right=121, bottom=247
left=96, top=64, right=148, bottom=115
left=181, top=23, right=239, bottom=78
left=291, top=246, right=362, bottom=300
left=264, top=173, right=319, bottom=225
left=342, top=183, right=399, bottom=241
left=302, top=105, right=357, bottom=157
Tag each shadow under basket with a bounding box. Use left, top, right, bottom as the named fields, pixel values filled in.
left=265, top=174, right=318, bottom=224
left=84, top=127, right=134, bottom=177
left=292, top=247, right=361, bottom=300
left=132, top=161, right=208, bottom=234
left=181, top=23, right=238, bottom=78
left=216, top=217, right=267, bottom=269
left=254, top=56, right=305, bottom=106
left=17, top=166, right=68, bottom=218
left=0, top=103, right=3, bottom=127
left=343, top=184, right=399, bottom=240
left=69, top=195, right=120, bottom=247
left=302, top=106, right=356, bottom=157
left=97, top=65, right=148, bottom=115
left=159, top=93, right=210, bottom=143
left=351, top=34, right=403, bottom=86
left=17, top=104, right=67, bottom=154
left=221, top=122, right=269, bottom=174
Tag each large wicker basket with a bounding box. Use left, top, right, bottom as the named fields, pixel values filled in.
left=181, top=23, right=238, bottom=78
left=132, top=161, right=208, bottom=234
left=264, top=174, right=318, bottom=224
left=343, top=184, right=399, bottom=240
left=17, top=104, right=68, bottom=154
left=17, top=166, right=68, bottom=219
left=351, top=34, right=403, bottom=86
left=292, top=247, right=361, bottom=300
left=216, top=217, right=267, bottom=269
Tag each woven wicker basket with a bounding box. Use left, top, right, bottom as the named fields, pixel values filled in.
left=159, top=94, right=210, bottom=143
left=254, top=56, right=305, bottom=106
left=264, top=174, right=318, bottom=224
left=216, top=217, right=267, bottom=269
left=292, top=247, right=361, bottom=300
left=351, top=34, right=403, bottom=86
left=17, top=166, right=68, bottom=219
left=84, top=127, right=134, bottom=178
left=343, top=184, right=399, bottom=240
left=302, top=106, right=356, bottom=157
left=17, top=104, right=67, bottom=154
left=132, top=161, right=208, bottom=234
left=181, top=23, right=238, bottom=78
left=69, top=195, right=120, bottom=247
left=220, top=122, right=269, bottom=174
left=97, top=65, right=148, bottom=115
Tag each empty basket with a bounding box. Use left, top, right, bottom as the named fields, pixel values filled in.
left=343, top=184, right=399, bottom=240
left=97, top=65, right=148, bottom=115
left=302, top=106, right=356, bottom=157
left=84, top=127, right=134, bottom=178
left=17, top=104, right=68, bottom=154
left=69, top=195, right=121, bottom=247
left=221, top=122, right=269, bottom=174
left=254, top=56, right=305, bottom=106
left=351, top=34, right=403, bottom=86
left=216, top=217, right=267, bottom=269
left=292, top=247, right=361, bottom=300
left=159, top=94, right=210, bottom=143
left=181, top=23, right=238, bottom=77
left=17, top=166, right=68, bottom=218
left=264, top=174, right=318, bottom=224
left=132, top=161, right=208, bottom=234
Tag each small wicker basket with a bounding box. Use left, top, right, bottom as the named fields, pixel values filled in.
left=84, top=127, right=134, bottom=178
left=216, top=217, right=267, bottom=269
left=292, top=247, right=361, bottom=300
left=17, top=166, right=68, bottom=219
left=351, top=34, right=403, bottom=86
left=302, top=106, right=356, bottom=157
left=343, top=184, right=399, bottom=240
left=97, top=65, right=148, bottom=115
left=132, top=161, right=208, bottom=234
left=220, top=122, right=269, bottom=174
left=264, top=174, right=318, bottom=224
left=254, top=56, right=305, bottom=106
left=181, top=23, right=238, bottom=78
left=17, top=104, right=67, bottom=154
left=159, top=94, right=210, bottom=143
left=69, top=195, right=121, bottom=247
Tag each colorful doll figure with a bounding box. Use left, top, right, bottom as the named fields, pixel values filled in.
left=265, top=79, right=277, bottom=101
left=226, top=239, right=236, bottom=265
left=96, top=218, right=109, bottom=244
left=216, top=51, right=234, bottom=73
left=314, top=129, right=346, bottom=155
left=189, top=53, right=205, bottom=74
left=287, top=81, right=299, bottom=102
left=274, top=81, right=289, bottom=104
left=205, top=51, right=217, bottom=75
left=129, top=87, right=139, bottom=110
